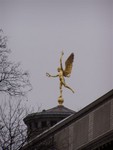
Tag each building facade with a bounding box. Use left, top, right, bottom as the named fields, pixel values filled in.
left=22, top=89, right=113, bottom=150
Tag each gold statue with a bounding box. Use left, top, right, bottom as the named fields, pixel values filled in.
left=46, top=51, right=74, bottom=105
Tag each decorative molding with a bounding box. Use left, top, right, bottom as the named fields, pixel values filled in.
left=69, top=125, right=74, bottom=150
left=88, top=112, right=94, bottom=142
left=110, top=98, right=113, bottom=130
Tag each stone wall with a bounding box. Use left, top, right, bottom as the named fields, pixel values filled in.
left=22, top=90, right=113, bottom=150
left=54, top=97, right=113, bottom=150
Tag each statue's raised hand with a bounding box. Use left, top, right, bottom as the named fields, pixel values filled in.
left=46, top=73, right=51, bottom=77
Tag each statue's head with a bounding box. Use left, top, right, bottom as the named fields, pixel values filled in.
left=57, top=67, right=61, bottom=72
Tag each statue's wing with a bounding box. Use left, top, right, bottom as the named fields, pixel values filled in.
left=63, top=53, right=74, bottom=77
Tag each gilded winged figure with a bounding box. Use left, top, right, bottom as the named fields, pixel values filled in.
left=46, top=51, right=74, bottom=99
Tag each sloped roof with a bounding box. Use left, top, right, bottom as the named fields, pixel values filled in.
left=45, top=105, right=75, bottom=114
left=22, top=89, right=113, bottom=150
left=24, top=105, right=75, bottom=122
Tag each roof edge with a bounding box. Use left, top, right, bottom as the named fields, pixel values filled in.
left=22, top=89, right=113, bottom=149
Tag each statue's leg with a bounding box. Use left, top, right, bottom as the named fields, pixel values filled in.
left=62, top=82, right=74, bottom=93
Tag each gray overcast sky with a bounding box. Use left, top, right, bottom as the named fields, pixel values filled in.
left=0, top=0, right=113, bottom=111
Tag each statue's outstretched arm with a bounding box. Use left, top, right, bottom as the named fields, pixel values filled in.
left=60, top=51, right=64, bottom=70
left=46, top=73, right=58, bottom=78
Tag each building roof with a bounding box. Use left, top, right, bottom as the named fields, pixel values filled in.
left=44, top=105, right=75, bottom=114
left=24, top=105, right=75, bottom=123
left=24, top=105, right=75, bottom=122
left=22, top=89, right=113, bottom=149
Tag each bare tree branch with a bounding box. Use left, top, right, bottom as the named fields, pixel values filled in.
left=0, top=30, right=32, bottom=97
left=0, top=98, right=32, bottom=150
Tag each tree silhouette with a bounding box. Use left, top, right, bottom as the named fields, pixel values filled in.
left=0, top=98, right=32, bottom=150
left=0, top=29, right=32, bottom=96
